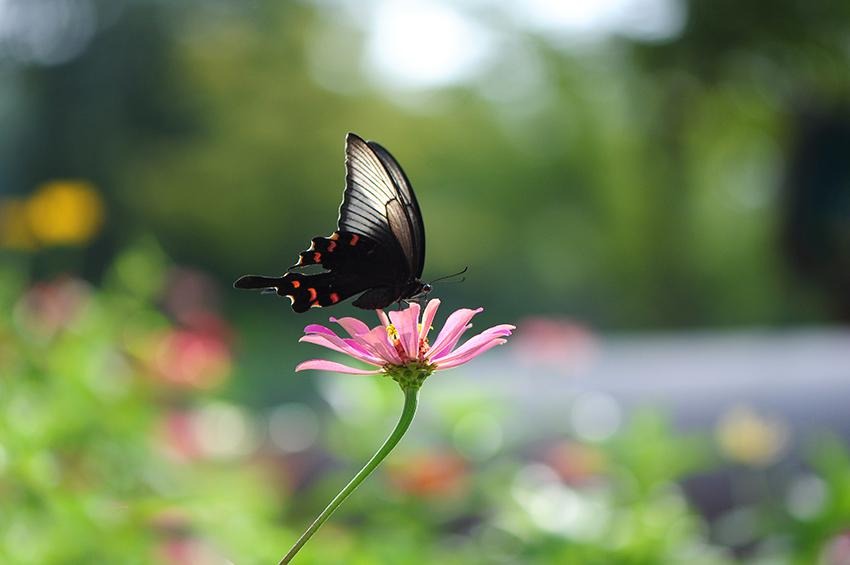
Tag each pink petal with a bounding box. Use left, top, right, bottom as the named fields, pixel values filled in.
left=419, top=299, right=440, bottom=342
left=329, top=317, right=370, bottom=337
left=431, top=324, right=515, bottom=363
left=323, top=320, right=394, bottom=363
left=433, top=339, right=507, bottom=370
left=303, top=323, right=383, bottom=364
left=376, top=309, right=391, bottom=329
left=304, top=324, right=337, bottom=337
left=299, top=334, right=383, bottom=366
left=359, top=325, right=403, bottom=365
left=428, top=308, right=483, bottom=360
left=343, top=338, right=378, bottom=359
left=295, top=359, right=382, bottom=375
left=389, top=303, right=420, bottom=360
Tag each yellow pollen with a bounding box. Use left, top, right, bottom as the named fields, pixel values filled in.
left=386, top=324, right=399, bottom=342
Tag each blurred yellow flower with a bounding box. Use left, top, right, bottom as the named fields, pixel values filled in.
left=24, top=180, right=104, bottom=246
left=716, top=405, right=789, bottom=467
left=0, top=198, right=38, bottom=250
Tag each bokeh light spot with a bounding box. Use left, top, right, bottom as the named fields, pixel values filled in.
left=365, top=0, right=493, bottom=90
left=194, top=402, right=255, bottom=460
left=268, top=403, right=320, bottom=453
left=785, top=474, right=827, bottom=520
left=570, top=392, right=622, bottom=442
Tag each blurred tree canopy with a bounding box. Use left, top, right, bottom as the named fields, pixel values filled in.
left=2, top=0, right=849, bottom=328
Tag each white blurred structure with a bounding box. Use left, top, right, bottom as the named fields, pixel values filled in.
left=429, top=329, right=850, bottom=441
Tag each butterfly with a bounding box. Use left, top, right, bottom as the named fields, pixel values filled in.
left=234, top=133, right=430, bottom=312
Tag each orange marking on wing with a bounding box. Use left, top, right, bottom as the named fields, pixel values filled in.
left=327, top=241, right=337, bottom=252
left=349, top=234, right=360, bottom=246
left=330, top=232, right=340, bottom=240
left=307, top=287, right=318, bottom=301
left=291, top=280, right=301, bottom=289
left=329, top=292, right=340, bottom=304
left=313, top=252, right=322, bottom=262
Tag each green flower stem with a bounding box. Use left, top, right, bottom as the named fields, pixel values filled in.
left=279, top=384, right=420, bottom=564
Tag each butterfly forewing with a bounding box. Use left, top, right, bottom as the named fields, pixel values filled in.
left=367, top=141, right=426, bottom=277
left=340, top=136, right=406, bottom=256
left=235, top=133, right=427, bottom=312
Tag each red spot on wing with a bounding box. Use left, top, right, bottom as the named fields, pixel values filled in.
left=349, top=234, right=360, bottom=246
left=327, top=241, right=337, bottom=252
left=307, top=287, right=318, bottom=302
left=313, top=252, right=322, bottom=262
left=292, top=280, right=301, bottom=289
left=329, top=292, right=340, bottom=304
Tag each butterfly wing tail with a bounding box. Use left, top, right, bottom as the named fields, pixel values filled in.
left=235, top=272, right=368, bottom=313
left=233, top=275, right=284, bottom=290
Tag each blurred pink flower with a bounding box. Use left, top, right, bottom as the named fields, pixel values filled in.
left=156, top=411, right=204, bottom=462
left=149, top=328, right=232, bottom=389
left=512, top=316, right=597, bottom=375
left=157, top=539, right=226, bottom=565
left=824, top=531, right=850, bottom=565
left=16, top=276, right=91, bottom=337
left=295, top=299, right=514, bottom=375
left=162, top=267, right=230, bottom=337
left=151, top=509, right=224, bottom=565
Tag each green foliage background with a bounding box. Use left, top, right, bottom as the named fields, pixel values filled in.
left=2, top=0, right=850, bottom=563
left=5, top=0, right=849, bottom=329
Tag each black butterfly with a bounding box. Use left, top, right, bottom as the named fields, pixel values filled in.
left=234, top=133, right=430, bottom=312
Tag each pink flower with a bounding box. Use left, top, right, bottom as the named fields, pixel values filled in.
left=148, top=328, right=231, bottom=389
left=295, top=299, right=514, bottom=377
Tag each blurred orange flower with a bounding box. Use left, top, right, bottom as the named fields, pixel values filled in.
left=541, top=441, right=607, bottom=485
left=387, top=451, right=468, bottom=498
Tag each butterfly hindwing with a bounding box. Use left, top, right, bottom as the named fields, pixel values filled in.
left=235, top=270, right=369, bottom=313
left=279, top=272, right=367, bottom=313
left=291, top=231, right=372, bottom=271
left=352, top=286, right=402, bottom=310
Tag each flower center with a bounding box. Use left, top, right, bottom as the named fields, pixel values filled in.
left=386, top=323, right=408, bottom=359
left=386, top=322, right=432, bottom=362
left=386, top=324, right=399, bottom=341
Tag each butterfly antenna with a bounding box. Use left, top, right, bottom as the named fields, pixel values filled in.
left=430, top=266, right=469, bottom=284
left=433, top=277, right=466, bottom=285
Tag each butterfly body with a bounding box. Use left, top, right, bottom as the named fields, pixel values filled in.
left=235, top=134, right=428, bottom=312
